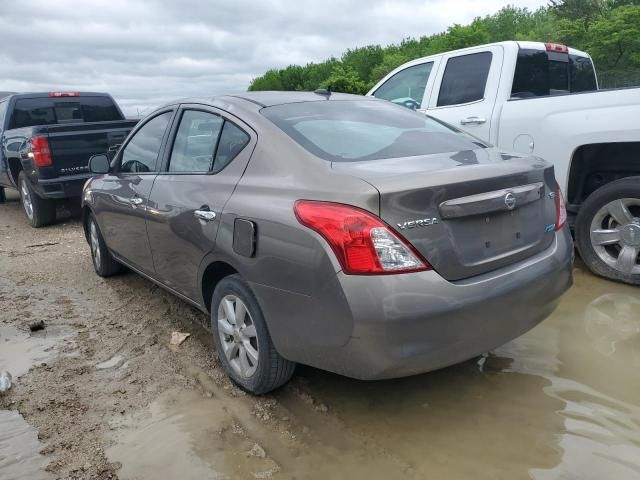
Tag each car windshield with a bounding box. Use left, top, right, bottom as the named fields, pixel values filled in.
left=261, top=100, right=487, bottom=162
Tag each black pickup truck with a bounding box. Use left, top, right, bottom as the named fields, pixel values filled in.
left=0, top=92, right=138, bottom=227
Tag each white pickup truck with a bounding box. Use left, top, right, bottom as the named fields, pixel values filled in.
left=367, top=40, right=640, bottom=285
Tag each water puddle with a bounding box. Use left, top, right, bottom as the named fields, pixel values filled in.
left=0, top=410, right=52, bottom=480
left=0, top=324, right=63, bottom=378
left=107, top=390, right=280, bottom=480
left=0, top=323, right=68, bottom=480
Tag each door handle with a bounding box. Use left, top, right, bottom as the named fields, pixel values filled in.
left=194, top=209, right=217, bottom=222
left=460, top=116, right=486, bottom=125
left=129, top=196, right=143, bottom=206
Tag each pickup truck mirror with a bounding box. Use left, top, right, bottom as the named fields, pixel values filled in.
left=88, top=154, right=110, bottom=174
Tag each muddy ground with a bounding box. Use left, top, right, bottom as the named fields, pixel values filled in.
left=1, top=189, right=639, bottom=480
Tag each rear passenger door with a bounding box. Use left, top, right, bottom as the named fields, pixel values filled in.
left=146, top=105, right=255, bottom=301
left=426, top=46, right=503, bottom=143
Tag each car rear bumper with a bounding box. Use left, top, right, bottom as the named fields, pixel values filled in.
left=32, top=173, right=93, bottom=199
left=254, top=227, right=574, bottom=380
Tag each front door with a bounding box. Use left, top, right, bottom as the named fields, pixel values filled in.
left=146, top=106, right=254, bottom=300
left=426, top=45, right=503, bottom=144
left=93, top=110, right=174, bottom=274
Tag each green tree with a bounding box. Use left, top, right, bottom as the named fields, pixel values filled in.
left=321, top=64, right=368, bottom=94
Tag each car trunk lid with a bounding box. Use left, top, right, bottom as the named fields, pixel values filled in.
left=332, top=149, right=559, bottom=280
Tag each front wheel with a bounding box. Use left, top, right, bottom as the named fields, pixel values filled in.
left=0, top=187, right=5, bottom=203
left=575, top=177, right=640, bottom=285
left=18, top=171, right=56, bottom=228
left=211, top=274, right=295, bottom=394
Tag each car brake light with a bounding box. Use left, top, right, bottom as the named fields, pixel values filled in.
left=29, top=137, right=53, bottom=167
left=545, top=43, right=568, bottom=54
left=555, top=184, right=567, bottom=231
left=294, top=200, right=431, bottom=275
left=49, top=92, right=79, bottom=97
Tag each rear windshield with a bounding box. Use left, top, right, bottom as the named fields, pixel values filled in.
left=261, top=100, right=487, bottom=162
left=9, top=96, right=123, bottom=129
left=511, top=49, right=597, bottom=98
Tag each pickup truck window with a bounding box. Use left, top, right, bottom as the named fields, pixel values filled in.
left=437, top=52, right=492, bottom=107
left=511, top=49, right=597, bottom=98
left=8, top=96, right=124, bottom=129
left=373, top=62, right=433, bottom=109
left=120, top=111, right=172, bottom=173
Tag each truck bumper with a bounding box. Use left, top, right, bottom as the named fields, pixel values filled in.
left=32, top=173, right=93, bottom=199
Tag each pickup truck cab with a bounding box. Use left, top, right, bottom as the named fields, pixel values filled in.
left=368, top=41, right=640, bottom=285
left=0, top=92, right=138, bottom=227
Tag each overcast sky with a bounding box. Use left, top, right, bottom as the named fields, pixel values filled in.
left=0, top=0, right=547, bottom=116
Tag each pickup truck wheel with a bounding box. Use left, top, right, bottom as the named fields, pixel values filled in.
left=0, top=187, right=5, bottom=203
left=575, top=177, right=640, bottom=285
left=18, top=171, right=56, bottom=228
left=88, top=214, right=123, bottom=277
left=211, top=274, right=295, bottom=395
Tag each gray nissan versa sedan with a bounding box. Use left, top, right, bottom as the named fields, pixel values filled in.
left=82, top=91, right=573, bottom=394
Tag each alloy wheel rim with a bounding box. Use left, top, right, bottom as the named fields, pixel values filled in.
left=90, top=221, right=101, bottom=269
left=217, top=294, right=259, bottom=378
left=590, top=198, right=640, bottom=275
left=20, top=180, right=34, bottom=220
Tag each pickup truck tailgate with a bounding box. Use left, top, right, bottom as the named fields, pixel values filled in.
left=46, top=120, right=137, bottom=176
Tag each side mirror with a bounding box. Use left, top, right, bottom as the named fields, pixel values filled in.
left=88, top=154, right=110, bottom=174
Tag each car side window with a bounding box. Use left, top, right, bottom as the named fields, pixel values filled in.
left=437, top=52, right=492, bottom=107
left=120, top=111, right=172, bottom=173
left=373, top=62, right=433, bottom=109
left=213, top=121, right=250, bottom=172
left=169, top=110, right=223, bottom=173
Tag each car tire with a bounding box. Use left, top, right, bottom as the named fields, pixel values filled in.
left=211, top=274, right=295, bottom=394
left=575, top=177, right=640, bottom=285
left=0, top=187, right=5, bottom=203
left=18, top=171, right=56, bottom=228
left=88, top=213, right=123, bottom=277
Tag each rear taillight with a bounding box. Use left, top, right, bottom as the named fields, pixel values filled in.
left=555, top=184, right=567, bottom=231
left=294, top=200, right=431, bottom=275
left=29, top=137, right=53, bottom=167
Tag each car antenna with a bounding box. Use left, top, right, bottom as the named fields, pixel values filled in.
left=314, top=86, right=331, bottom=97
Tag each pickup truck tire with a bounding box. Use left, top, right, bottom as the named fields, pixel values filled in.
left=0, top=187, right=5, bottom=203
left=575, top=177, right=640, bottom=285
left=211, top=274, right=296, bottom=395
left=18, top=171, right=56, bottom=228
left=88, top=214, right=123, bottom=277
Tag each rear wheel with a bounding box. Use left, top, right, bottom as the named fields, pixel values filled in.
left=88, top=214, right=123, bottom=277
left=211, top=274, right=295, bottom=394
left=0, top=187, right=5, bottom=203
left=576, top=177, right=640, bottom=285
left=18, top=171, right=56, bottom=228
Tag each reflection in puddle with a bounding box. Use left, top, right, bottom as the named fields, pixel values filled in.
left=494, top=270, right=640, bottom=480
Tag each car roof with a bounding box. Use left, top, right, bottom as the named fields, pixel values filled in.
left=171, top=91, right=375, bottom=110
